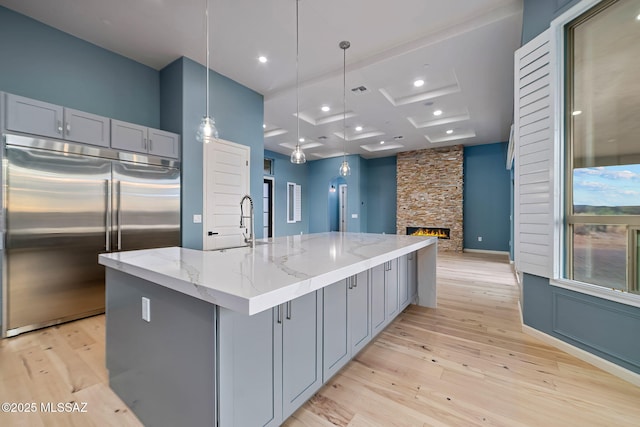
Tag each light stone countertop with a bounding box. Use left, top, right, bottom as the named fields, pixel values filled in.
left=99, top=232, right=437, bottom=315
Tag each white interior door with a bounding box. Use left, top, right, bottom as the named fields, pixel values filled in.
left=339, top=184, right=347, bottom=232
left=203, top=139, right=250, bottom=250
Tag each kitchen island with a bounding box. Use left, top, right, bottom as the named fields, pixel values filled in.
left=99, top=232, right=437, bottom=427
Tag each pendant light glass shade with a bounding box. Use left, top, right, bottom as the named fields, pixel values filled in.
left=197, top=116, right=218, bottom=143
left=338, top=40, right=350, bottom=177
left=290, top=0, right=306, bottom=163
left=339, top=160, right=351, bottom=177
left=290, top=145, right=306, bottom=164
left=196, top=0, right=219, bottom=144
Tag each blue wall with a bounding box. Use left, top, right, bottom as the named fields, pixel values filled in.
left=161, top=58, right=264, bottom=249
left=463, top=142, right=511, bottom=251
left=520, top=0, right=640, bottom=376
left=0, top=6, right=159, bottom=127
left=308, top=155, right=364, bottom=233
left=264, top=150, right=308, bottom=236
left=522, top=0, right=581, bottom=44
left=365, top=156, right=397, bottom=234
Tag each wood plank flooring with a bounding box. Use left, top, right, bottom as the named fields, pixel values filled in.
left=1, top=252, right=639, bottom=426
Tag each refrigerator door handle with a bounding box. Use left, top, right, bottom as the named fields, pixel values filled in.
left=105, top=179, right=111, bottom=251
left=117, top=180, right=122, bottom=251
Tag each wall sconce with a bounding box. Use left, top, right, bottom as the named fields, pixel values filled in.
left=330, top=185, right=336, bottom=193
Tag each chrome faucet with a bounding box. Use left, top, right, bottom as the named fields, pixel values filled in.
left=240, top=194, right=255, bottom=248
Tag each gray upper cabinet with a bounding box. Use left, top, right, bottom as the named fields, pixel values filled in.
left=282, top=291, right=322, bottom=420
left=64, top=108, right=110, bottom=147
left=111, top=119, right=180, bottom=159
left=111, top=120, right=148, bottom=153
left=5, top=93, right=64, bottom=139
left=148, top=128, right=180, bottom=158
left=5, top=94, right=110, bottom=146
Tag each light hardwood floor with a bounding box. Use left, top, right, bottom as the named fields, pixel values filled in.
left=1, top=252, right=639, bottom=426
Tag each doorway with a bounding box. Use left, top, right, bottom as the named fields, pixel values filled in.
left=339, top=184, right=347, bottom=232
left=263, top=177, right=274, bottom=238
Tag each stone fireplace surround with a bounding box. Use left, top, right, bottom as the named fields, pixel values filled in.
left=396, top=145, right=463, bottom=252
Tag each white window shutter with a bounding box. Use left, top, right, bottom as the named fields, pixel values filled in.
left=514, top=29, right=555, bottom=278
left=294, top=184, right=302, bottom=222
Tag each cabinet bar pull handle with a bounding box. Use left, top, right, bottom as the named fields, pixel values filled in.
left=117, top=180, right=122, bottom=250
left=105, top=180, right=111, bottom=251
left=149, top=139, right=153, bottom=151
left=347, top=277, right=352, bottom=290
left=57, top=120, right=63, bottom=134
left=277, top=305, right=282, bottom=324
left=354, top=275, right=358, bottom=288
left=66, top=122, right=71, bottom=134
left=286, top=301, right=292, bottom=320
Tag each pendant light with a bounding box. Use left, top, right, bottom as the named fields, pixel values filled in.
left=196, top=0, right=219, bottom=144
left=290, top=0, right=306, bottom=164
left=339, top=40, right=351, bottom=177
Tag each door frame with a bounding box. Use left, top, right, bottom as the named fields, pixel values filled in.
left=263, top=176, right=275, bottom=238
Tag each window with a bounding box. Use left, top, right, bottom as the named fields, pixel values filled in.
left=264, top=158, right=274, bottom=175
left=287, top=182, right=301, bottom=223
left=565, top=0, right=640, bottom=294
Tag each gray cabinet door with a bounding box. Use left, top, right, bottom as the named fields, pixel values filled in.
left=218, top=307, right=281, bottom=427
left=322, top=280, right=350, bottom=382
left=386, top=259, right=399, bottom=319
left=111, top=119, right=147, bottom=154
left=282, top=291, right=322, bottom=420
left=350, top=270, right=370, bottom=355
left=399, top=254, right=410, bottom=310
left=64, top=108, right=110, bottom=147
left=408, top=251, right=418, bottom=302
left=371, top=263, right=386, bottom=336
left=6, top=93, right=63, bottom=138
left=148, top=128, right=180, bottom=159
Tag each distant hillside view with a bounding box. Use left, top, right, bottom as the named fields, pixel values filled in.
left=574, top=205, right=640, bottom=215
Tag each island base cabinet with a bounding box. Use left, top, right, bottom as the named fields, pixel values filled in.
left=322, top=270, right=370, bottom=383
left=218, top=290, right=322, bottom=426
left=217, top=308, right=281, bottom=427
left=282, top=291, right=323, bottom=419
left=105, top=270, right=217, bottom=427
left=371, top=264, right=387, bottom=337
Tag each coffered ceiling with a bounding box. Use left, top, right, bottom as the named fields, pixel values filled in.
left=0, top=0, right=524, bottom=159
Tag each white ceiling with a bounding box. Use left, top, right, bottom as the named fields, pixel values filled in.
left=0, top=0, right=523, bottom=159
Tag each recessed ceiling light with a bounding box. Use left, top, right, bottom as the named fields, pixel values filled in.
left=433, top=110, right=443, bottom=116
left=299, top=137, right=305, bottom=142
left=572, top=110, right=582, bottom=116
left=413, top=79, right=425, bottom=88
left=380, top=140, right=385, bottom=145
left=321, top=105, right=330, bottom=112
left=258, top=56, right=268, bottom=63
left=355, top=126, right=363, bottom=132
left=636, top=13, right=640, bottom=21
left=263, top=123, right=266, bottom=129
left=446, top=129, right=453, bottom=134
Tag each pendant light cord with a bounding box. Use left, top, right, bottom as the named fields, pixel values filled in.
left=205, top=0, right=210, bottom=118
left=342, top=43, right=347, bottom=163
left=295, top=0, right=300, bottom=151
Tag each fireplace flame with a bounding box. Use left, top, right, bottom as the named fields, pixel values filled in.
left=410, top=229, right=448, bottom=238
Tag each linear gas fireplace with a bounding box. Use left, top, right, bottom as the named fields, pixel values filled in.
left=407, top=227, right=450, bottom=239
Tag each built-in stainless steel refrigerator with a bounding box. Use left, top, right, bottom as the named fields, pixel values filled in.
left=2, top=134, right=180, bottom=337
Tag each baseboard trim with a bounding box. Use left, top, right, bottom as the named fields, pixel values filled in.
left=462, top=249, right=510, bottom=256
left=522, top=324, right=640, bottom=388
